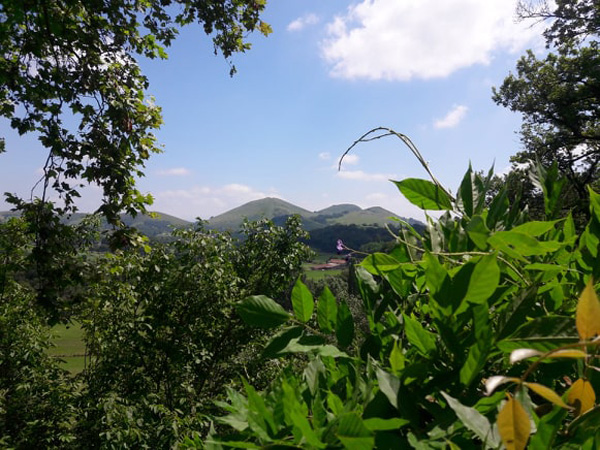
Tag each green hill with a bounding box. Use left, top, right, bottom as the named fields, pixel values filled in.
left=0, top=210, right=191, bottom=240
left=207, top=197, right=315, bottom=231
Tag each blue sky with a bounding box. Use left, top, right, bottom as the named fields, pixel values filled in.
left=0, top=0, right=547, bottom=221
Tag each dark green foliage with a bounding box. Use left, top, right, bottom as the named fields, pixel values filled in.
left=0, top=285, right=76, bottom=448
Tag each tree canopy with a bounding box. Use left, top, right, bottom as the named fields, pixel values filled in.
left=0, top=0, right=270, bottom=224
left=492, top=0, right=600, bottom=221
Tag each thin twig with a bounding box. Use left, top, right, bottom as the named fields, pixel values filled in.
left=339, top=127, right=455, bottom=202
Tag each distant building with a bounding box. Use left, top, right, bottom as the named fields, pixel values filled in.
left=310, top=257, right=349, bottom=271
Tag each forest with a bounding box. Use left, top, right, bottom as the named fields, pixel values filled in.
left=1, top=0, right=600, bottom=448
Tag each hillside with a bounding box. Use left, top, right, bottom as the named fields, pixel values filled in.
left=0, top=210, right=192, bottom=240
left=206, top=197, right=419, bottom=232
left=207, top=197, right=315, bottom=231
left=1, top=199, right=423, bottom=248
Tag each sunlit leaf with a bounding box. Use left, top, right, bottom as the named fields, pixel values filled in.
left=546, top=349, right=587, bottom=359
left=393, top=178, right=453, bottom=210
left=576, top=280, right=600, bottom=340
left=510, top=349, right=542, bottom=364
left=485, top=376, right=520, bottom=396
left=403, top=313, right=436, bottom=356
left=568, top=378, right=596, bottom=416
left=363, top=417, right=409, bottom=431
left=442, top=392, right=500, bottom=447
left=511, top=220, right=560, bottom=237
left=524, top=382, right=570, bottom=409
left=317, top=287, right=337, bottom=333
left=360, top=253, right=401, bottom=274
left=237, top=295, right=291, bottom=328
left=389, top=339, right=405, bottom=374
left=497, top=394, right=531, bottom=450
left=465, top=254, right=499, bottom=304
left=291, top=278, right=314, bottom=323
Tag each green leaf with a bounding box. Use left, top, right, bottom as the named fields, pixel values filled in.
left=363, top=417, right=409, bottom=431
left=317, top=287, right=337, bottom=333
left=457, top=164, right=475, bottom=217
left=568, top=405, right=600, bottom=435
left=511, top=220, right=560, bottom=237
left=360, top=253, right=401, bottom=274
left=376, top=367, right=400, bottom=409
left=243, top=379, right=276, bottom=439
left=336, top=413, right=374, bottom=450
left=441, top=392, right=500, bottom=447
left=488, top=231, right=562, bottom=258
left=465, top=254, right=500, bottom=304
left=466, top=215, right=490, bottom=250
left=291, top=278, right=314, bottom=323
left=403, top=314, right=436, bottom=356
left=393, top=178, right=453, bottom=210
left=528, top=403, right=568, bottom=450
left=336, top=300, right=354, bottom=348
left=281, top=380, right=325, bottom=448
left=262, top=326, right=303, bottom=358
left=237, top=295, right=291, bottom=328
left=497, top=316, right=577, bottom=353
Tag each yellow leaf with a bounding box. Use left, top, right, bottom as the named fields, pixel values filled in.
left=525, top=382, right=571, bottom=409
left=576, top=280, right=600, bottom=340
left=497, top=394, right=531, bottom=450
left=546, top=349, right=588, bottom=359
left=568, top=378, right=596, bottom=416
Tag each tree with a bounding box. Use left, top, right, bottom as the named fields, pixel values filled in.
left=78, top=217, right=311, bottom=447
left=493, top=0, right=600, bottom=221
left=0, top=0, right=270, bottom=224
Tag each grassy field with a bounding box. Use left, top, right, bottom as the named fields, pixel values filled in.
left=48, top=323, right=86, bottom=374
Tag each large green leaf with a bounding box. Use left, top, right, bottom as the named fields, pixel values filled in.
left=511, top=220, right=560, bottom=237
left=457, top=165, right=475, bottom=217
left=441, top=392, right=500, bottom=448
left=403, top=314, right=436, bottom=356
left=361, top=253, right=401, bottom=275
left=465, top=254, right=500, bottom=305
left=262, top=326, right=304, bottom=358
left=291, top=278, right=314, bottom=323
left=317, top=287, right=337, bottom=334
left=336, top=413, right=374, bottom=450
left=488, top=231, right=562, bottom=258
left=376, top=367, right=400, bottom=409
left=497, top=316, right=577, bottom=352
left=393, top=178, right=453, bottom=210
left=237, top=295, right=291, bottom=328
left=466, top=215, right=491, bottom=250
left=336, top=300, right=354, bottom=348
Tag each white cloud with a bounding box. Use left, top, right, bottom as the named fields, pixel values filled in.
left=152, top=184, right=282, bottom=220
left=337, top=170, right=396, bottom=182
left=365, top=192, right=387, bottom=202
left=318, top=152, right=331, bottom=160
left=434, top=105, right=468, bottom=129
left=288, top=13, right=320, bottom=32
left=321, top=0, right=543, bottom=81
left=338, top=154, right=360, bottom=166
left=156, top=167, right=191, bottom=176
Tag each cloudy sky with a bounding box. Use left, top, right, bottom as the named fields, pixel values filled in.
left=0, top=0, right=547, bottom=221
